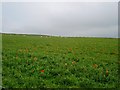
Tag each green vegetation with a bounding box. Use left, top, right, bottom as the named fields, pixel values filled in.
left=2, top=34, right=119, bottom=88
left=0, top=34, right=2, bottom=89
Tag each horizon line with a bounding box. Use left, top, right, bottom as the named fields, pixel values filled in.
left=1, top=32, right=119, bottom=38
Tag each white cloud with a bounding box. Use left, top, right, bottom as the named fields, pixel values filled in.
left=2, top=2, right=118, bottom=37
left=0, top=2, right=2, bottom=32
left=1, top=0, right=119, bottom=2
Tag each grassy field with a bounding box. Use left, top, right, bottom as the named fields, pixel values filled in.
left=2, top=34, right=119, bottom=88
left=0, top=34, right=2, bottom=89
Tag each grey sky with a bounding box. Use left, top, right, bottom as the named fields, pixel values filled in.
left=2, top=2, right=118, bottom=37
left=0, top=3, right=2, bottom=32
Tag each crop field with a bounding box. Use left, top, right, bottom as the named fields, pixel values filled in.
left=2, top=34, right=119, bottom=88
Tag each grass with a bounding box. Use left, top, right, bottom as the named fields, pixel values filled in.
left=2, top=34, right=119, bottom=88
left=0, top=34, right=2, bottom=89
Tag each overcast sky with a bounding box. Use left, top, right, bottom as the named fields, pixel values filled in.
left=1, top=2, right=118, bottom=37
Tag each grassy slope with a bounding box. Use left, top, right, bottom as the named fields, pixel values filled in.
left=2, top=34, right=119, bottom=88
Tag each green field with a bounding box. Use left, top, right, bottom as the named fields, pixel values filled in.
left=0, top=34, right=2, bottom=89
left=2, top=34, right=119, bottom=88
